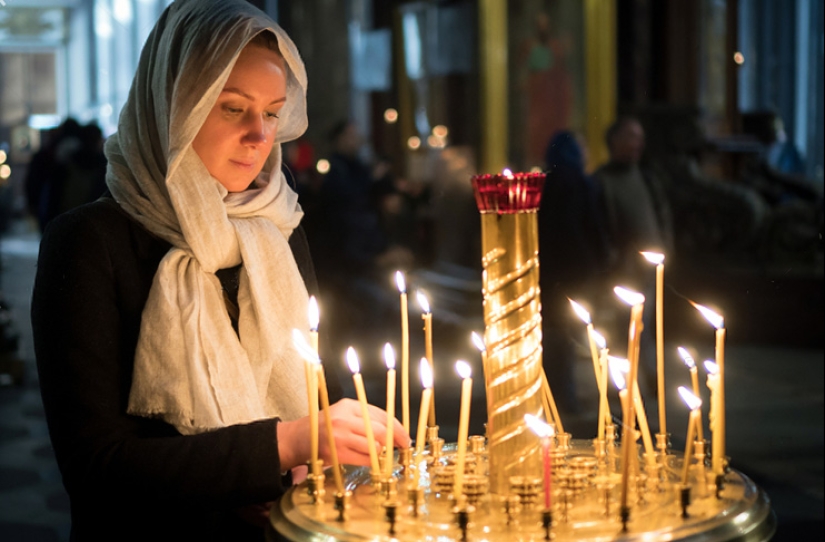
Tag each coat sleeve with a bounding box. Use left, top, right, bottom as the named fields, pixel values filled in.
left=31, top=207, right=287, bottom=510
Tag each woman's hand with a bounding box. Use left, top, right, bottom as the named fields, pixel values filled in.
left=277, top=398, right=410, bottom=472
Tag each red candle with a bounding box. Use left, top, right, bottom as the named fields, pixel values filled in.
left=525, top=414, right=555, bottom=510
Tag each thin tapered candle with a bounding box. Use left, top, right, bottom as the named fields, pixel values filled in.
left=704, top=360, right=722, bottom=476
left=569, top=300, right=605, bottom=412
left=693, top=303, right=726, bottom=477
left=678, top=347, right=704, bottom=442
left=396, top=271, right=410, bottom=436
left=307, top=299, right=321, bottom=476
left=525, top=414, right=555, bottom=510
left=541, top=370, right=564, bottom=434
left=471, top=331, right=488, bottom=390
left=678, top=387, right=703, bottom=485
left=383, top=343, right=397, bottom=477
left=293, top=328, right=321, bottom=478
left=317, top=362, right=344, bottom=493
left=641, top=251, right=666, bottom=436
left=293, top=330, right=342, bottom=490
left=610, top=356, right=655, bottom=461
left=611, top=361, right=632, bottom=513
left=347, top=347, right=381, bottom=475
left=452, top=361, right=473, bottom=501
left=414, top=358, right=434, bottom=457
left=592, top=329, right=610, bottom=441
left=417, top=291, right=436, bottom=427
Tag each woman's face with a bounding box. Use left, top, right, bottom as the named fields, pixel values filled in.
left=192, top=43, right=287, bottom=192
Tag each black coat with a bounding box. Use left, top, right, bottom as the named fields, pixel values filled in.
left=31, top=197, right=342, bottom=541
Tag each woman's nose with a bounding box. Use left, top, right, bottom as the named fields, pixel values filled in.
left=242, top=113, right=267, bottom=145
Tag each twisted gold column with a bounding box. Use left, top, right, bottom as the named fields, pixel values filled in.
left=472, top=172, right=546, bottom=494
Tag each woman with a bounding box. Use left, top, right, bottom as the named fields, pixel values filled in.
left=31, top=1, right=408, bottom=540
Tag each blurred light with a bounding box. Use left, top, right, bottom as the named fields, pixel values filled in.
left=407, top=136, right=421, bottom=150
left=427, top=135, right=446, bottom=149
left=733, top=51, right=745, bottom=65
left=530, top=166, right=543, bottom=173
left=384, top=108, right=398, bottom=124
left=0, top=165, right=11, bottom=180
left=0, top=150, right=6, bottom=164
left=316, top=159, right=330, bottom=174
left=95, top=0, right=113, bottom=38
left=432, top=125, right=448, bottom=138
left=113, top=0, right=133, bottom=24
left=29, top=114, right=62, bottom=130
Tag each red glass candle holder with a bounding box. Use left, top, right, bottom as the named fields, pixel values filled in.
left=471, top=171, right=546, bottom=214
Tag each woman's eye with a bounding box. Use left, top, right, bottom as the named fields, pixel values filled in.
left=224, top=106, right=243, bottom=115
left=265, top=111, right=280, bottom=119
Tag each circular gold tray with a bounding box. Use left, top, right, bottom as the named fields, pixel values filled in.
left=268, top=441, right=775, bottom=542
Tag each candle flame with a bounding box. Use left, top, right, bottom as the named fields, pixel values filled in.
left=419, top=357, right=433, bottom=389
left=691, top=302, right=724, bottom=329
left=608, top=355, right=630, bottom=373
left=640, top=251, right=665, bottom=265
left=678, top=386, right=703, bottom=410
left=455, top=360, right=472, bottom=380
left=308, top=296, right=319, bottom=331
left=416, top=290, right=430, bottom=314
left=471, top=331, right=486, bottom=352
left=677, top=346, right=695, bottom=368
left=609, top=358, right=627, bottom=390
left=502, top=168, right=514, bottom=178
left=346, top=347, right=360, bottom=374
left=383, top=343, right=396, bottom=370
left=395, top=270, right=406, bottom=293
left=592, top=329, right=607, bottom=350
left=614, top=286, right=645, bottom=306
left=291, top=329, right=320, bottom=364
left=524, top=414, right=555, bottom=438
left=568, top=298, right=592, bottom=324
left=703, top=360, right=719, bottom=375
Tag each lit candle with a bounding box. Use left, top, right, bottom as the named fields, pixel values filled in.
left=307, top=299, right=321, bottom=476
left=292, top=330, right=343, bottom=493
left=678, top=347, right=704, bottom=443
left=317, top=360, right=344, bottom=493
left=610, top=359, right=632, bottom=513
left=396, top=271, right=411, bottom=436
left=383, top=343, right=397, bottom=477
left=293, top=329, right=321, bottom=479
left=693, top=303, right=726, bottom=477
left=678, top=386, right=703, bottom=486
left=569, top=299, right=606, bottom=437
left=641, top=251, right=667, bottom=436
left=346, top=347, right=381, bottom=475
left=609, top=356, right=655, bottom=463
left=525, top=414, right=555, bottom=510
left=614, top=287, right=645, bottom=477
left=704, top=360, right=722, bottom=476
left=417, top=290, right=436, bottom=427
left=414, top=358, right=434, bottom=457
left=592, top=329, right=610, bottom=441
left=452, top=360, right=473, bottom=501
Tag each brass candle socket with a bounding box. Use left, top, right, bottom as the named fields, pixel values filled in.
left=334, top=490, right=351, bottom=522
left=407, top=486, right=423, bottom=517
left=453, top=499, right=475, bottom=542
left=542, top=508, right=553, bottom=540
left=680, top=484, right=692, bottom=518
left=306, top=471, right=325, bottom=504
left=383, top=499, right=399, bottom=536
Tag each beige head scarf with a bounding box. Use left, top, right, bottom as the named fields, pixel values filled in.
left=105, top=0, right=311, bottom=434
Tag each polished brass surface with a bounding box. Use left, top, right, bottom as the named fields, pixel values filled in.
left=480, top=211, right=544, bottom=494
left=269, top=440, right=777, bottom=541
